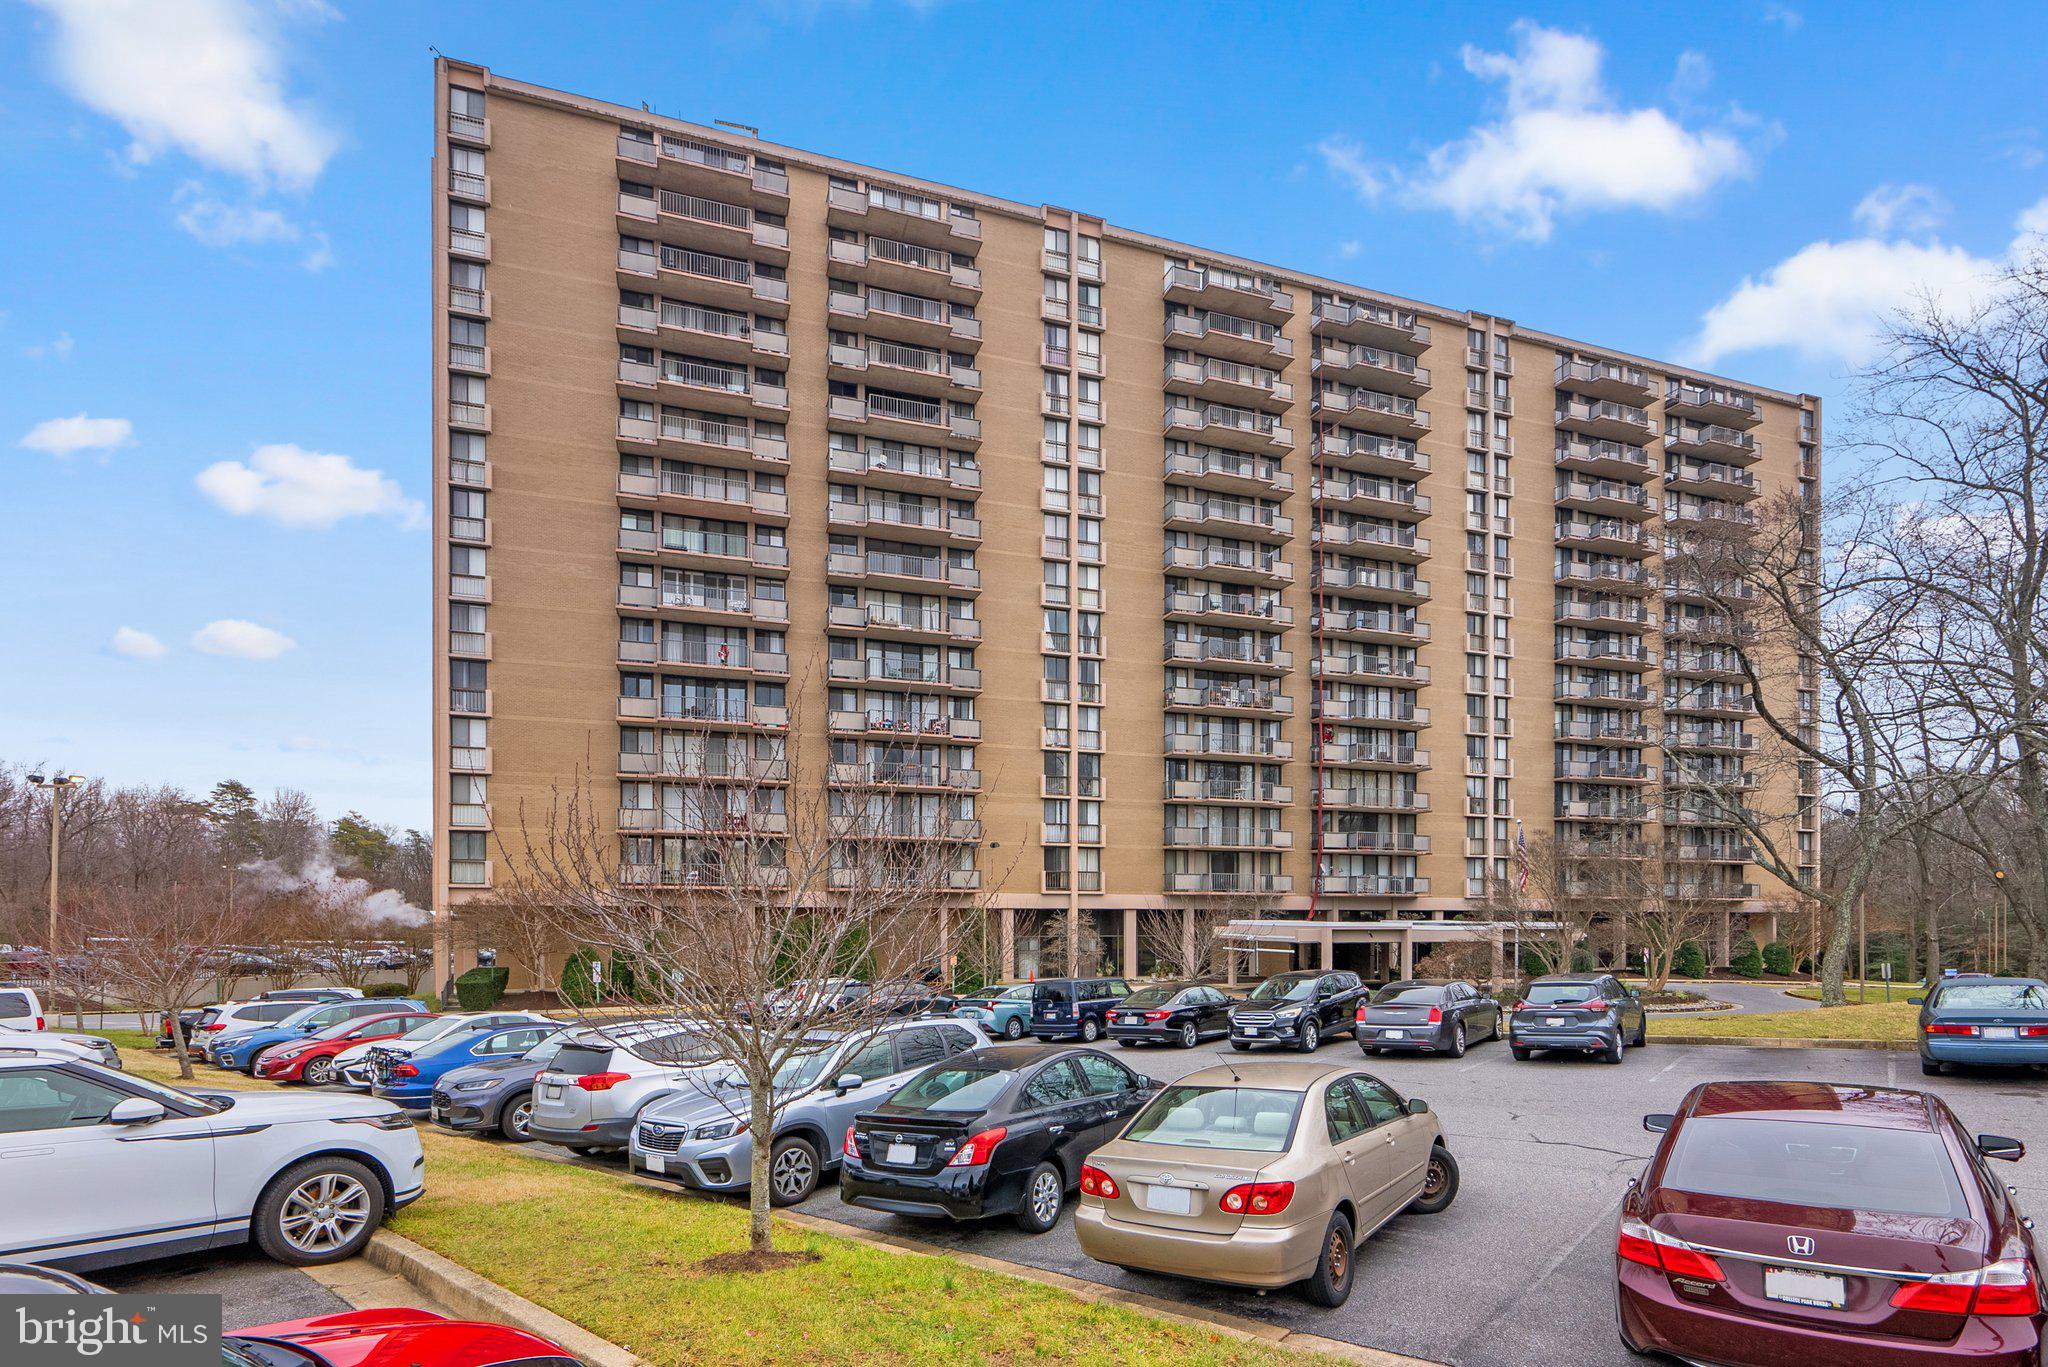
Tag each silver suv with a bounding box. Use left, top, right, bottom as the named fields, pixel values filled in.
left=630, top=1018, right=981, bottom=1206
left=529, top=1020, right=722, bottom=1152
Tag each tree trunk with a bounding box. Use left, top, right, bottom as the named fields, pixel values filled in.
left=747, top=1081, right=773, bottom=1254
left=169, top=1010, right=194, bottom=1081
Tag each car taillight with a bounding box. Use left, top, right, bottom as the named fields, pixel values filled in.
left=1425, top=1006, right=1443, bottom=1025
left=1925, top=1023, right=1978, bottom=1036
left=1218, top=1181, right=1294, bottom=1216
left=1142, top=1010, right=1169, bottom=1021
left=574, top=1071, right=632, bottom=1092
left=1617, top=1218, right=1724, bottom=1282
left=946, top=1126, right=1007, bottom=1167
left=1576, top=998, right=1606, bottom=1011
left=844, top=1124, right=859, bottom=1158
left=34, top=1016, right=45, bottom=1031
left=1355, top=1005, right=1368, bottom=1021
left=1079, top=1164, right=1119, bottom=1199
left=202, top=1023, right=225, bottom=1031
left=1513, top=1001, right=1533, bottom=1011
left=2023, top=1026, right=2048, bottom=1038
left=1891, top=1259, right=2041, bottom=1317
left=391, top=1063, right=419, bottom=1078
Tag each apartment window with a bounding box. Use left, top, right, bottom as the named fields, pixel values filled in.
left=1043, top=275, right=1069, bottom=308
left=1077, top=282, right=1102, bottom=326
left=449, top=832, right=488, bottom=886
left=1467, top=327, right=1485, bottom=352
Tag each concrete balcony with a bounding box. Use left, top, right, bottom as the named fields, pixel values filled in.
left=1555, top=398, right=1656, bottom=443
left=1554, top=357, right=1654, bottom=404
left=1162, top=262, right=1293, bottom=322
left=825, top=183, right=981, bottom=251
left=1664, top=420, right=1760, bottom=464
left=1313, top=430, right=1428, bottom=478
left=1311, top=299, right=1429, bottom=352
left=1314, top=343, right=1430, bottom=396
left=1665, top=380, right=1762, bottom=429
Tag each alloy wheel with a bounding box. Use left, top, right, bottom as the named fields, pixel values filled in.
left=278, top=1173, right=372, bottom=1256
left=1030, top=1170, right=1060, bottom=1225
left=773, top=1144, right=815, bottom=1199
left=305, top=1058, right=334, bottom=1085
left=506, top=1098, right=532, bottom=1137
left=1178, top=1022, right=1197, bottom=1049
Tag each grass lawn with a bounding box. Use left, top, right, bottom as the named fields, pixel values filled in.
left=113, top=1033, right=274, bottom=1091
left=1784, top=983, right=1915, bottom=1004
left=1653, top=999, right=1919, bottom=1042
left=109, top=1043, right=1330, bottom=1365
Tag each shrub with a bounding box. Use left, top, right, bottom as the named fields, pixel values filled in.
left=364, top=982, right=413, bottom=999
left=1730, top=937, right=1764, bottom=978
left=560, top=949, right=604, bottom=1007
left=1761, top=940, right=1795, bottom=976
left=1569, top=946, right=1597, bottom=973
left=1672, top=940, right=1708, bottom=979
left=454, top=966, right=509, bottom=1011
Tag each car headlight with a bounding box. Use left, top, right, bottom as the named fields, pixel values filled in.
left=334, top=1112, right=414, bottom=1131
left=1275, top=1006, right=1304, bottom=1019
left=453, top=1079, right=498, bottom=1091
left=693, top=1119, right=748, bottom=1141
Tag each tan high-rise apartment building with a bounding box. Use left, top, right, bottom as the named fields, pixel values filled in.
left=430, top=60, right=1821, bottom=985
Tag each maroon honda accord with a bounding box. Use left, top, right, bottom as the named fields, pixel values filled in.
left=1618, top=1080, right=2042, bottom=1366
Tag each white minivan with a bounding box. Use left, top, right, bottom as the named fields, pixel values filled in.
left=0, top=1055, right=423, bottom=1270
left=0, top=986, right=44, bottom=1032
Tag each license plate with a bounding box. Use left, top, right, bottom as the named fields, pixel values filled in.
left=1385, top=1029, right=1406, bottom=1040
left=1241, top=1027, right=1262, bottom=1036
left=643, top=1154, right=666, bottom=1174
left=1763, top=1265, right=1845, bottom=1309
left=1546, top=1016, right=1566, bottom=1027
left=1983, top=1026, right=2018, bottom=1039
left=886, top=1142, right=916, bottom=1165
left=1142, top=1184, right=1193, bottom=1215
left=542, top=1083, right=562, bottom=1100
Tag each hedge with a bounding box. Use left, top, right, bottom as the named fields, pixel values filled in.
left=560, top=949, right=603, bottom=1007
left=1761, top=940, right=1795, bottom=976
left=455, top=965, right=509, bottom=1011
left=1730, top=937, right=1764, bottom=979
left=1672, top=940, right=1708, bottom=978
left=364, top=982, right=413, bottom=999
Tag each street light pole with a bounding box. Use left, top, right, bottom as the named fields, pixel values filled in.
left=28, top=771, right=85, bottom=1016
left=1993, top=870, right=2007, bottom=976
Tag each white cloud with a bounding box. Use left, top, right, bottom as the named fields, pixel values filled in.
left=174, top=183, right=299, bottom=246
left=1669, top=50, right=1714, bottom=104
left=1337, top=240, right=1363, bottom=259
left=27, top=0, right=336, bottom=190
left=1852, top=183, right=1948, bottom=236
left=1762, top=5, right=1804, bottom=30
left=301, top=231, right=334, bottom=272
left=21, top=332, right=74, bottom=360
left=1688, top=190, right=2048, bottom=366
left=193, top=619, right=295, bottom=660
left=195, top=442, right=424, bottom=529
left=1320, top=22, right=1750, bottom=241
left=19, top=413, right=133, bottom=456
left=110, top=626, right=167, bottom=660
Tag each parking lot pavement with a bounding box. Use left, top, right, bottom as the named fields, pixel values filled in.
left=558, top=1033, right=2045, bottom=1367
left=96, top=1244, right=353, bottom=1327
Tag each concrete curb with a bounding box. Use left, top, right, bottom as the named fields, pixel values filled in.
left=520, top=1145, right=1440, bottom=1365
left=364, top=1229, right=655, bottom=1367
left=1658, top=1035, right=1915, bottom=1051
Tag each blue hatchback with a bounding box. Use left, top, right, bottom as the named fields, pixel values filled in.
left=372, top=1022, right=562, bottom=1110
left=1915, top=975, right=2048, bottom=1074
left=215, top=997, right=428, bottom=1073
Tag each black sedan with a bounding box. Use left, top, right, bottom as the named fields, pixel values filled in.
left=1356, top=980, right=1501, bottom=1058
left=428, top=1033, right=569, bottom=1141
left=841, top=1044, right=1157, bottom=1233
left=1105, top=981, right=1235, bottom=1048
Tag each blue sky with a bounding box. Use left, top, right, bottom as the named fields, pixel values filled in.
left=2, top=0, right=2043, bottom=831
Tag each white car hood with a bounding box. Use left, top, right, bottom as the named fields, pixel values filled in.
left=335, top=1039, right=421, bottom=1065
left=187, top=1089, right=401, bottom=1124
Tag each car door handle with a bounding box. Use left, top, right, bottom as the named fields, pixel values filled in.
left=1048, top=1124, right=1065, bottom=1135
left=1, top=1147, right=54, bottom=1159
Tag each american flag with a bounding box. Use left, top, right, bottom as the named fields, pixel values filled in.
left=1514, top=824, right=1530, bottom=893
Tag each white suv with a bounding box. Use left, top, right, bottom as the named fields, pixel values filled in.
left=0, top=986, right=44, bottom=1032
left=0, top=1055, right=423, bottom=1271
left=530, top=1019, right=723, bottom=1152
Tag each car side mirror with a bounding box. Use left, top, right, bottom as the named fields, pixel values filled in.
left=834, top=1073, right=862, bottom=1093
left=1907, top=996, right=1924, bottom=1006
left=1405, top=1097, right=1429, bottom=1116
left=107, top=1098, right=166, bottom=1126
left=1979, top=1134, right=2026, bottom=1162
left=1643, top=1113, right=1674, bottom=1134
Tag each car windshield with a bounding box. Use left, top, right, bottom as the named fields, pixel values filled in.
left=771, top=1041, right=843, bottom=1090
left=996, top=984, right=1034, bottom=1001
left=1663, top=1116, right=1970, bottom=1217
left=1248, top=976, right=1316, bottom=1002
left=412, top=1031, right=489, bottom=1059
left=222, top=1337, right=324, bottom=1367
left=888, top=1065, right=1011, bottom=1113
left=1119, top=987, right=1178, bottom=1009
left=313, top=1016, right=390, bottom=1042
left=1936, top=983, right=2048, bottom=1010
left=524, top=1035, right=569, bottom=1064
left=1523, top=983, right=1601, bottom=1005
left=395, top=1016, right=446, bottom=1039
left=1125, top=1085, right=1302, bottom=1153
left=1372, top=984, right=1446, bottom=1005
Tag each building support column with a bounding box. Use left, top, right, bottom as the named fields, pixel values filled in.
left=1121, top=908, right=1139, bottom=979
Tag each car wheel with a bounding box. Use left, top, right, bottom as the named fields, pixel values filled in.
left=1296, top=1019, right=1320, bottom=1053
left=1448, top=1022, right=1467, bottom=1058
left=1605, top=1034, right=1626, bottom=1065
left=253, top=1156, right=384, bottom=1266
left=1116, top=1039, right=1137, bottom=1048
left=1177, top=1022, right=1198, bottom=1050
left=1921, top=1055, right=1944, bottom=1076
left=1015, top=1162, right=1064, bottom=1234
left=1410, top=1145, right=1460, bottom=1214
left=1299, top=1210, right=1355, bottom=1307
left=302, top=1057, right=336, bottom=1086
left=1361, top=1045, right=1380, bottom=1056
left=1633, top=1017, right=1648, bottom=1047
left=768, top=1136, right=820, bottom=1207
left=1230, top=1041, right=1252, bottom=1052
left=1080, top=1017, right=1101, bottom=1043
left=499, top=1092, right=534, bottom=1142
left=1002, top=1016, right=1025, bottom=1041
left=1510, top=1045, right=1531, bottom=1061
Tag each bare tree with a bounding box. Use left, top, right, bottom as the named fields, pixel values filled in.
left=81, top=862, right=258, bottom=1079
left=496, top=715, right=988, bottom=1258
left=1477, top=833, right=1635, bottom=977
left=1138, top=905, right=1237, bottom=980
left=1635, top=855, right=1721, bottom=991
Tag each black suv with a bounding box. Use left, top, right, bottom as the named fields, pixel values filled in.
left=1028, top=978, right=1132, bottom=1042
left=1229, top=970, right=1366, bottom=1052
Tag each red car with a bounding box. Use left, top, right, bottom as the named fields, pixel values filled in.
left=255, top=1012, right=434, bottom=1085
left=227, top=1308, right=584, bottom=1367
left=1619, top=1080, right=2041, bottom=1365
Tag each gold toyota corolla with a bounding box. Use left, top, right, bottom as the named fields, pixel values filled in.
left=1073, top=1060, right=1457, bottom=1307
